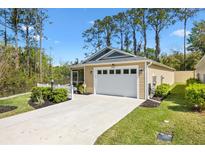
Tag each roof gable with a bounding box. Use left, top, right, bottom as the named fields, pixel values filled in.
left=196, top=55, right=205, bottom=68
left=84, top=47, right=136, bottom=63
left=84, top=47, right=112, bottom=63
left=99, top=49, right=134, bottom=60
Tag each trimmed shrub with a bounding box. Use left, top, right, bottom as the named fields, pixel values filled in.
left=52, top=88, right=68, bottom=103
left=77, top=83, right=86, bottom=94
left=31, top=87, right=43, bottom=102
left=31, top=87, right=68, bottom=103
left=41, top=87, right=52, bottom=101
left=186, top=78, right=201, bottom=86
left=155, top=84, right=171, bottom=98
left=185, top=83, right=205, bottom=112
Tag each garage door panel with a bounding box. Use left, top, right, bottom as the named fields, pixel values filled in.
left=95, top=68, right=138, bottom=98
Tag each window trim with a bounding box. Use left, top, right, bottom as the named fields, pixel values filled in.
left=123, top=69, right=129, bottom=74
left=97, top=70, right=102, bottom=75
left=115, top=69, right=121, bottom=74
left=109, top=69, right=115, bottom=74
left=103, top=70, right=108, bottom=75
left=130, top=69, right=137, bottom=74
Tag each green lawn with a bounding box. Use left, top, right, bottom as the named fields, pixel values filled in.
left=95, top=84, right=205, bottom=145
left=0, top=94, right=34, bottom=119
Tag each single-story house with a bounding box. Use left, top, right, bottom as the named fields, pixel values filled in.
left=70, top=47, right=175, bottom=99
left=195, top=54, right=205, bottom=83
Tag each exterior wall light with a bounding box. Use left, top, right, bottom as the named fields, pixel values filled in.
left=139, top=68, right=144, bottom=73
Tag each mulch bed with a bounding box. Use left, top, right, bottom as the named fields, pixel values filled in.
left=28, top=100, right=55, bottom=109
left=152, top=96, right=164, bottom=102
left=28, top=98, right=70, bottom=109
left=0, top=105, right=17, bottom=113
left=140, top=99, right=161, bottom=108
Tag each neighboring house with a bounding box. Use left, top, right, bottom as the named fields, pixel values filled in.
left=70, top=47, right=175, bottom=99
left=195, top=54, right=205, bottom=83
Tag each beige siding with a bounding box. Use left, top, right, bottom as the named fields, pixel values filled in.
left=148, top=64, right=175, bottom=86
left=84, top=66, right=94, bottom=93
left=175, top=71, right=195, bottom=83
left=84, top=62, right=146, bottom=99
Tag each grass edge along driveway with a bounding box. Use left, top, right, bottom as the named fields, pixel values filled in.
left=0, top=94, right=34, bottom=119
left=95, top=84, right=205, bottom=145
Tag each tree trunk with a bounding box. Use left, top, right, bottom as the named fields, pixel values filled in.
left=39, top=20, right=43, bottom=82
left=124, top=33, right=129, bottom=52
left=4, top=10, right=7, bottom=47
left=184, top=19, right=187, bottom=71
left=14, top=9, right=19, bottom=69
left=144, top=30, right=147, bottom=57
left=97, top=31, right=101, bottom=50
left=15, top=29, right=19, bottom=69
left=142, top=14, right=147, bottom=57
left=106, top=31, right=111, bottom=47
left=155, top=29, right=160, bottom=62
left=120, top=31, right=123, bottom=50
left=26, top=25, right=30, bottom=76
left=133, top=30, right=137, bottom=55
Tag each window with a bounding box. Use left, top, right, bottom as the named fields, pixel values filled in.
left=123, top=69, right=129, bottom=74
left=97, top=70, right=102, bottom=75
left=116, top=69, right=121, bottom=74
left=130, top=69, right=137, bottom=74
left=103, top=70, right=107, bottom=74
left=109, top=70, right=114, bottom=74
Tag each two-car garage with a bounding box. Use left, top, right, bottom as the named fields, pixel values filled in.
left=94, top=66, right=139, bottom=98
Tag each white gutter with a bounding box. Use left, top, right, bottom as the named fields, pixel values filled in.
left=146, top=61, right=153, bottom=99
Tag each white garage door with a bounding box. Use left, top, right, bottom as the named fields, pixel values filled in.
left=94, top=66, right=138, bottom=98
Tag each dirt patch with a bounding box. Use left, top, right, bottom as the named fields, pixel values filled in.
left=140, top=99, right=160, bottom=108
left=0, top=105, right=17, bottom=113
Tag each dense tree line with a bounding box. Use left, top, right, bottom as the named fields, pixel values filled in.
left=82, top=8, right=203, bottom=70
left=0, top=8, right=70, bottom=97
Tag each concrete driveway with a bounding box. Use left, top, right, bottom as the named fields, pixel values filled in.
left=0, top=94, right=144, bottom=144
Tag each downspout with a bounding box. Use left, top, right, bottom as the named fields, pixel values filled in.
left=145, top=61, right=153, bottom=99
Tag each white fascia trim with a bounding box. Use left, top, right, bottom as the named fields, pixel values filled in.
left=151, top=61, right=175, bottom=71
left=85, top=60, right=147, bottom=66
left=70, top=64, right=85, bottom=69
left=195, top=55, right=205, bottom=69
